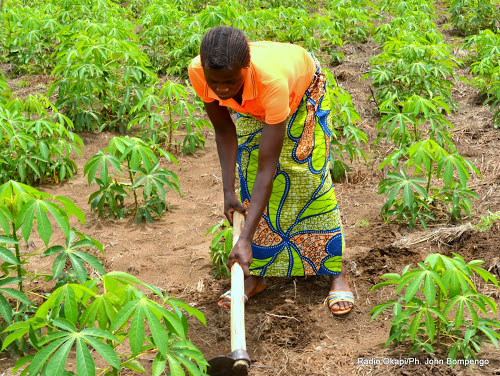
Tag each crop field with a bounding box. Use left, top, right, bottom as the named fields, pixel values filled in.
left=0, top=0, right=500, bottom=375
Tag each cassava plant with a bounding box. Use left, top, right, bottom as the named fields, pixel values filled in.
left=0, top=94, right=82, bottom=185
left=0, top=180, right=98, bottom=355
left=48, top=19, right=156, bottom=132
left=84, top=136, right=181, bottom=222
left=370, top=253, right=500, bottom=361
left=378, top=136, right=480, bottom=229
left=129, top=80, right=211, bottom=155
left=205, top=220, right=233, bottom=278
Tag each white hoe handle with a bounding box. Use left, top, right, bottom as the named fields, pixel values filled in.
left=230, top=211, right=250, bottom=366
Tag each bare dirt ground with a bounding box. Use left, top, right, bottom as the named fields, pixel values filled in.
left=2, top=18, right=500, bottom=376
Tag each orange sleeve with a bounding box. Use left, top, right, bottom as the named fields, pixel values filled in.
left=261, top=79, right=290, bottom=124
left=188, top=58, right=215, bottom=103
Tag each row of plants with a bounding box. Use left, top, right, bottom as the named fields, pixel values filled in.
left=0, top=180, right=207, bottom=375
left=0, top=0, right=379, bottom=78
left=1, top=0, right=212, bottom=155
left=463, top=30, right=500, bottom=128
left=448, top=0, right=500, bottom=36
left=365, top=0, right=481, bottom=229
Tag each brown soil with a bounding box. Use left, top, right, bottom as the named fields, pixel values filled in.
left=2, top=17, right=500, bottom=376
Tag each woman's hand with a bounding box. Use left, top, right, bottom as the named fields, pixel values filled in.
left=224, top=190, right=246, bottom=225
left=227, top=237, right=252, bottom=278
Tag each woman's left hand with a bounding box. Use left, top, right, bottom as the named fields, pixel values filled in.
left=227, top=237, right=253, bottom=278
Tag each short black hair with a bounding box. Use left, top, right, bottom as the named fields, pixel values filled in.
left=200, top=26, right=250, bottom=71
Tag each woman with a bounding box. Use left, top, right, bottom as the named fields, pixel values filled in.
left=188, top=26, right=354, bottom=316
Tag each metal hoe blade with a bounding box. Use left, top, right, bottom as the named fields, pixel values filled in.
left=207, top=355, right=249, bottom=376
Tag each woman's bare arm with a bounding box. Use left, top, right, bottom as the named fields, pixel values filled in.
left=205, top=100, right=286, bottom=276
left=204, top=101, right=245, bottom=224
left=227, top=119, right=287, bottom=277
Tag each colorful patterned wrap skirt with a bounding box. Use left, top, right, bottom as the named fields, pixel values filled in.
left=236, top=57, right=344, bottom=277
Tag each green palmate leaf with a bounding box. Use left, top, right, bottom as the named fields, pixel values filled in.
left=110, top=300, right=139, bottom=331
left=2, top=326, right=31, bottom=351
left=13, top=355, right=34, bottom=374
left=52, top=252, right=67, bottom=279
left=0, top=277, right=23, bottom=288
left=409, top=310, right=424, bottom=341
left=129, top=303, right=145, bottom=356
left=105, top=271, right=142, bottom=285
left=470, top=265, right=499, bottom=286
left=63, top=286, right=78, bottom=325
left=1, top=288, right=31, bottom=305
left=0, top=246, right=20, bottom=265
left=424, top=310, right=436, bottom=342
left=122, top=359, right=147, bottom=373
left=152, top=353, right=166, bottom=376
left=168, top=298, right=206, bottom=326
left=465, top=300, right=479, bottom=327
left=36, top=205, right=53, bottom=245
left=29, top=338, right=67, bottom=375
left=478, top=324, right=500, bottom=348
left=19, top=199, right=36, bottom=242
left=166, top=354, right=184, bottom=376
left=76, top=337, right=95, bottom=376
left=29, top=325, right=40, bottom=350
left=148, top=302, right=186, bottom=338
left=395, top=270, right=422, bottom=294
left=53, top=318, right=76, bottom=333
left=80, top=328, right=120, bottom=344
left=56, top=196, right=85, bottom=224
left=73, top=250, right=105, bottom=275
left=455, top=300, right=465, bottom=329
left=84, top=152, right=123, bottom=186
left=393, top=307, right=420, bottom=325
left=404, top=271, right=426, bottom=302
left=370, top=300, right=397, bottom=320
left=46, top=337, right=75, bottom=376
left=423, top=273, right=437, bottom=305
left=0, top=294, right=13, bottom=323
left=69, top=253, right=88, bottom=283
left=144, top=305, right=169, bottom=354
left=380, top=273, right=401, bottom=281
left=83, top=336, right=121, bottom=370
left=43, top=202, right=70, bottom=236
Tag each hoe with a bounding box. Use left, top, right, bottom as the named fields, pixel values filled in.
left=207, top=211, right=251, bottom=376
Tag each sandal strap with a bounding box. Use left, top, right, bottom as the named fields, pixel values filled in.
left=327, top=291, right=354, bottom=308
left=219, top=290, right=248, bottom=303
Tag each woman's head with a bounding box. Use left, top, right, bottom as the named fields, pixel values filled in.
left=200, top=26, right=250, bottom=100
left=200, top=26, right=250, bottom=71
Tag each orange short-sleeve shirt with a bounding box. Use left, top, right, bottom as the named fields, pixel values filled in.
left=188, top=41, right=315, bottom=124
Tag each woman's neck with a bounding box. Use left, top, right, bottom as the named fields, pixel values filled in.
left=233, top=86, right=244, bottom=105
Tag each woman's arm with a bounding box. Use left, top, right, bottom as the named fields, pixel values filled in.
left=204, top=101, right=245, bottom=224
left=205, top=100, right=287, bottom=276
left=227, top=119, right=287, bottom=277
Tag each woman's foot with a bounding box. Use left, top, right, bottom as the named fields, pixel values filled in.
left=218, top=276, right=267, bottom=308
left=328, top=270, right=354, bottom=316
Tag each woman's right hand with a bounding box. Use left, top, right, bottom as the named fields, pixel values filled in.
left=223, top=190, right=246, bottom=225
